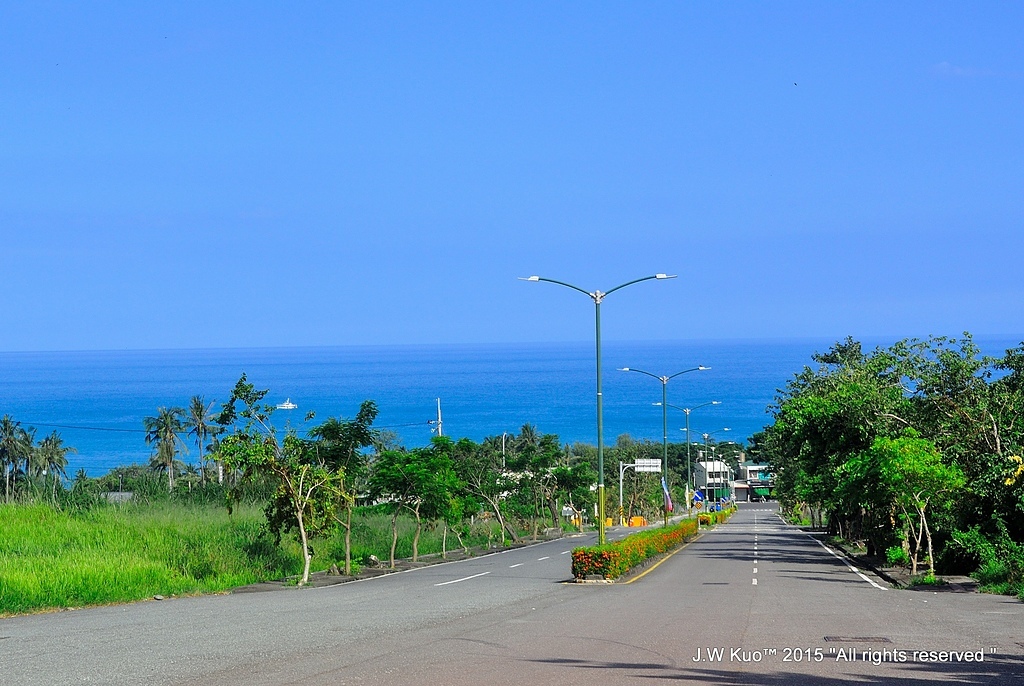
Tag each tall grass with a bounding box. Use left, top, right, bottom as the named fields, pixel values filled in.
left=333, top=511, right=504, bottom=564
left=0, top=503, right=300, bottom=615
left=0, top=503, right=509, bottom=615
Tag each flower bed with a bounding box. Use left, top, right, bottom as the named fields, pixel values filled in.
left=571, top=518, right=696, bottom=580
left=697, top=506, right=735, bottom=527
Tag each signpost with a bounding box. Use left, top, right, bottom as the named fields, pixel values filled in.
left=619, top=459, right=662, bottom=525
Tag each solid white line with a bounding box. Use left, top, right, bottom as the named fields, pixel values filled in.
left=538, top=556, right=550, bottom=561
left=806, top=534, right=887, bottom=591
left=509, top=563, right=523, bottom=568
left=434, top=571, right=491, bottom=586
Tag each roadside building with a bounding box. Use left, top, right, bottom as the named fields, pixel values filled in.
left=694, top=460, right=733, bottom=503
left=733, top=461, right=774, bottom=502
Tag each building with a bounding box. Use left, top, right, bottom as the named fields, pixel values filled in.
left=694, top=460, right=733, bottom=503
left=733, top=461, right=774, bottom=502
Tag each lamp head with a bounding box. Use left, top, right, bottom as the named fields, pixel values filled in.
left=518, top=276, right=541, bottom=282
left=655, top=274, right=677, bottom=279
left=698, top=365, right=710, bottom=370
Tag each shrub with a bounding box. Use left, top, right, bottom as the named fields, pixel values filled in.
left=886, top=546, right=911, bottom=567
left=571, top=513, right=734, bottom=580
left=948, top=527, right=1024, bottom=596
left=908, top=573, right=944, bottom=587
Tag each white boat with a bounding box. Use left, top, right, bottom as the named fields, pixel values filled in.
left=276, top=398, right=298, bottom=410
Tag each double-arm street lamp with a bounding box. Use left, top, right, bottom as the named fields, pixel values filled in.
left=619, top=366, right=709, bottom=522
left=659, top=403, right=724, bottom=495
left=656, top=400, right=721, bottom=505
left=700, top=428, right=731, bottom=502
left=520, top=273, right=676, bottom=544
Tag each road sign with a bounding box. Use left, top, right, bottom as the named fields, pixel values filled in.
left=634, top=459, right=662, bottom=473
left=694, top=500, right=703, bottom=509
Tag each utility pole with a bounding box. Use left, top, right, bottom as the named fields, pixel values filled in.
left=428, top=398, right=444, bottom=437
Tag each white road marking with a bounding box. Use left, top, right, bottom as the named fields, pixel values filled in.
left=538, top=556, right=550, bottom=561
left=753, top=567, right=758, bottom=573
left=806, top=534, right=887, bottom=591
left=752, top=578, right=758, bottom=585
left=434, top=571, right=491, bottom=586
left=509, top=563, right=523, bottom=568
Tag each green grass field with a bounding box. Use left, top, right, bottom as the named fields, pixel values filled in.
left=0, top=502, right=301, bottom=615
left=0, top=502, right=507, bottom=615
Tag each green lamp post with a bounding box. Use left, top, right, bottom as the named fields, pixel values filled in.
left=519, top=273, right=676, bottom=544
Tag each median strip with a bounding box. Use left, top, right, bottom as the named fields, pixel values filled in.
left=572, top=509, right=736, bottom=582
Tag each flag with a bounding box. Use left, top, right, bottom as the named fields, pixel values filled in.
left=661, top=475, right=673, bottom=513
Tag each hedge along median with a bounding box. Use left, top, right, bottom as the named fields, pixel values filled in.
left=572, top=507, right=736, bottom=581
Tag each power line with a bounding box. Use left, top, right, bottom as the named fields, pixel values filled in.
left=18, top=422, right=146, bottom=434
left=21, top=420, right=432, bottom=434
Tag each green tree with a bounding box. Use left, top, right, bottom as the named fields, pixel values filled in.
left=36, top=431, right=75, bottom=501
left=369, top=441, right=460, bottom=568
left=762, top=337, right=911, bottom=540
left=453, top=437, right=521, bottom=544
left=1, top=416, right=33, bottom=501
left=144, top=407, right=187, bottom=491
left=214, top=374, right=343, bottom=586
left=874, top=433, right=965, bottom=577
left=186, top=395, right=218, bottom=484
left=308, top=400, right=379, bottom=575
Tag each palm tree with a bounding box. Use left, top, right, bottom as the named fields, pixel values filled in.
left=37, top=431, right=75, bottom=500
left=185, top=396, right=216, bottom=484
left=144, top=407, right=187, bottom=491
left=1, top=417, right=34, bottom=501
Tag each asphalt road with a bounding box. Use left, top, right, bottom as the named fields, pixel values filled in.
left=3, top=504, right=1023, bottom=685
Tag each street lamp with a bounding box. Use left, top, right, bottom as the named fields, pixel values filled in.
left=519, top=273, right=676, bottom=544
left=701, top=428, right=731, bottom=503
left=660, top=400, right=721, bottom=497
left=619, top=366, right=708, bottom=525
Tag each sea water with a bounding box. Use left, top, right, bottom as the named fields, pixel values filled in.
left=0, top=337, right=1019, bottom=477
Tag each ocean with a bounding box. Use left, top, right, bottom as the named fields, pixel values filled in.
left=1, top=337, right=1019, bottom=477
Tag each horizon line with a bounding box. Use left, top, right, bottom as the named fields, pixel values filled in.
left=1, top=331, right=1022, bottom=356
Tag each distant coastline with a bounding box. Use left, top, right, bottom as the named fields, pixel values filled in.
left=1, top=335, right=1020, bottom=477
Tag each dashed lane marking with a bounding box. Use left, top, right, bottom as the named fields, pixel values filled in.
left=509, top=564, right=523, bottom=568
left=435, top=571, right=491, bottom=586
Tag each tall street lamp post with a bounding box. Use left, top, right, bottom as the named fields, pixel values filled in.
left=702, top=428, right=731, bottom=503
left=658, top=400, right=721, bottom=511
left=520, top=273, right=676, bottom=544
left=619, top=366, right=709, bottom=524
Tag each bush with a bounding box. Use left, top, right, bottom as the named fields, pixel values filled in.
left=908, top=573, right=944, bottom=587
left=698, top=507, right=736, bottom=527
left=946, top=526, right=1024, bottom=597
left=886, top=546, right=911, bottom=567
left=570, top=512, right=736, bottom=580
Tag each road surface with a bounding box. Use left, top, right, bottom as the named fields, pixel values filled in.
left=3, top=503, right=1023, bottom=684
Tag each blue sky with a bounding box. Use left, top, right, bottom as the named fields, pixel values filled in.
left=2, top=2, right=1021, bottom=351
